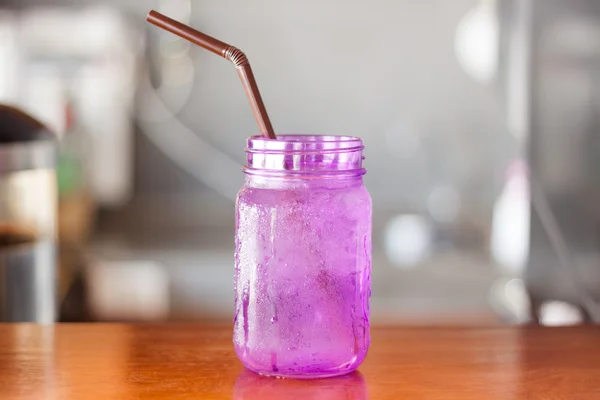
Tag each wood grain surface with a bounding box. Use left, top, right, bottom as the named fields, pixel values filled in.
left=0, top=324, right=598, bottom=399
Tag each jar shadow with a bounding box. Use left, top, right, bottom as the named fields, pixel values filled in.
left=233, top=368, right=367, bottom=400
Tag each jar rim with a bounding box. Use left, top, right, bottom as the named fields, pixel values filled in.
left=247, top=135, right=364, bottom=154
left=244, top=134, right=365, bottom=176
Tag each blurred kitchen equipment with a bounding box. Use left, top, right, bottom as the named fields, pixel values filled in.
left=0, top=6, right=143, bottom=318
left=459, top=0, right=600, bottom=323
left=524, top=0, right=600, bottom=323
left=0, top=105, right=57, bottom=323
left=497, top=0, right=600, bottom=324
left=0, top=6, right=141, bottom=208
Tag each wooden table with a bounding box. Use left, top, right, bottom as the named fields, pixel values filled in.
left=0, top=324, right=598, bottom=399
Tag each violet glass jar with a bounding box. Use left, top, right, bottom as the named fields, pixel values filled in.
left=233, top=135, right=372, bottom=378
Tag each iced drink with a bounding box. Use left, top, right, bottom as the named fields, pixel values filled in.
left=234, top=135, right=372, bottom=378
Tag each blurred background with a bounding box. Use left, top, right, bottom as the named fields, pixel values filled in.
left=0, top=0, right=599, bottom=325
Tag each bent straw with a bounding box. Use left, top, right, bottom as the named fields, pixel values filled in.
left=147, top=10, right=276, bottom=139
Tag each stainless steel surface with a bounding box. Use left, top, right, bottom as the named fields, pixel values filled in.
left=0, top=106, right=58, bottom=323
left=0, top=241, right=56, bottom=323
left=0, top=141, right=56, bottom=174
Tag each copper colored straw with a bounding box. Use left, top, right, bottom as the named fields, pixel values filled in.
left=147, top=10, right=276, bottom=139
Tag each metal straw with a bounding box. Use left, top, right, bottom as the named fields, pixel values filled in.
left=147, top=10, right=276, bottom=139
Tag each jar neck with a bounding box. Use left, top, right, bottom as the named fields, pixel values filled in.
left=244, top=174, right=364, bottom=190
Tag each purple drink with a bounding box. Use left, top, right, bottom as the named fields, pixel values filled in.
left=234, top=135, right=372, bottom=378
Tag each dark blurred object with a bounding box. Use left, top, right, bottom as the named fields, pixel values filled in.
left=0, top=104, right=57, bottom=323
left=59, top=262, right=91, bottom=322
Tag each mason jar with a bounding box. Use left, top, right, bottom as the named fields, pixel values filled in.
left=233, top=135, right=372, bottom=378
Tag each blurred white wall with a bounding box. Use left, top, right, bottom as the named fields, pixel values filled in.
left=173, top=0, right=511, bottom=211
left=6, top=0, right=514, bottom=213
